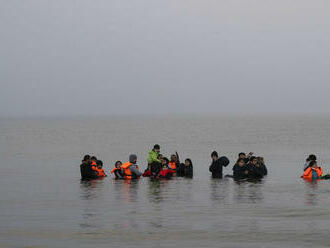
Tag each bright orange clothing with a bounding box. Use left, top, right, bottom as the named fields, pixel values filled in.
left=302, top=166, right=323, bottom=180
left=121, top=162, right=139, bottom=179
left=169, top=162, right=176, bottom=170
left=96, top=168, right=106, bottom=177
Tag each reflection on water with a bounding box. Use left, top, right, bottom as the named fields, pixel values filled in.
left=232, top=179, right=264, bottom=204
left=304, top=180, right=320, bottom=206
left=79, top=179, right=107, bottom=231
left=79, top=178, right=106, bottom=200
left=122, top=180, right=140, bottom=204
left=209, top=178, right=230, bottom=204
left=147, top=180, right=162, bottom=204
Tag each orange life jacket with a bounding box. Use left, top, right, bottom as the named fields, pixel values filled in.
left=111, top=167, right=119, bottom=174
left=91, top=161, right=97, bottom=166
left=302, top=166, right=323, bottom=180
left=122, top=162, right=139, bottom=179
left=169, top=162, right=176, bottom=170
left=96, top=168, right=106, bottom=177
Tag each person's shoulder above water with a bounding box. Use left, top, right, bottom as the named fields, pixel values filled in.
left=302, top=160, right=323, bottom=180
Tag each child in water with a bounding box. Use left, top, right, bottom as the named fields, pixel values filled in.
left=96, top=160, right=106, bottom=177
left=233, top=158, right=249, bottom=178
left=158, top=158, right=176, bottom=179
left=111, top=161, right=125, bottom=179
left=302, top=160, right=323, bottom=180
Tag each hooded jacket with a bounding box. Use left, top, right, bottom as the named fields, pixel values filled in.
left=147, top=149, right=161, bottom=164
left=209, top=156, right=230, bottom=178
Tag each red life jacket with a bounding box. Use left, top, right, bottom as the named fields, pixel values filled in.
left=142, top=170, right=151, bottom=177
left=159, top=169, right=175, bottom=178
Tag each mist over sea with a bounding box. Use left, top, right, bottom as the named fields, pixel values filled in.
left=0, top=114, right=330, bottom=247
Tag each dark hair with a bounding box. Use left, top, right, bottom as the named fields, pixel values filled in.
left=154, top=144, right=160, bottom=150
left=185, top=158, right=193, bottom=166
left=211, top=151, right=218, bottom=158
left=83, top=155, right=90, bottom=161
left=309, top=160, right=317, bottom=167
left=238, top=152, right=246, bottom=157
left=96, top=160, right=103, bottom=166
left=162, top=157, right=169, bottom=163
left=308, top=154, right=317, bottom=161
left=115, top=161, right=122, bottom=166
left=91, top=156, right=97, bottom=161
left=236, top=158, right=245, bottom=164
left=250, top=156, right=256, bottom=161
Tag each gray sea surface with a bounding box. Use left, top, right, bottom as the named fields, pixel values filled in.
left=0, top=115, right=330, bottom=248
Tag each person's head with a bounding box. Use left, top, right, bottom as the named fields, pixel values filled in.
left=238, top=152, right=246, bottom=159
left=170, top=154, right=177, bottom=162
left=129, top=154, right=137, bottom=164
left=185, top=158, right=192, bottom=167
left=250, top=156, right=258, bottom=165
left=309, top=160, right=317, bottom=168
left=96, top=160, right=103, bottom=169
left=82, top=154, right=91, bottom=164
left=237, top=158, right=245, bottom=167
left=153, top=144, right=160, bottom=153
left=211, top=151, right=218, bottom=161
left=307, top=154, right=317, bottom=162
left=115, top=161, right=122, bottom=169
left=162, top=164, right=169, bottom=170
left=158, top=154, right=163, bottom=160
left=91, top=156, right=97, bottom=162
left=257, top=157, right=264, bottom=165
left=162, top=157, right=169, bottom=165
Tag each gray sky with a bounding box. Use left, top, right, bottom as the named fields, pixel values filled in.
left=1, top=0, right=330, bottom=117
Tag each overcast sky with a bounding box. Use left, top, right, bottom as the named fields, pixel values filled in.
left=0, top=0, right=329, bottom=117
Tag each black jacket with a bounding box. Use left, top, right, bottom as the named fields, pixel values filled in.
left=176, top=163, right=186, bottom=177
left=233, top=164, right=249, bottom=179
left=260, top=164, right=268, bottom=176
left=114, top=169, right=125, bottom=179
left=246, top=163, right=264, bottom=178
left=209, top=157, right=229, bottom=178
left=150, top=162, right=162, bottom=176
left=184, top=165, right=193, bottom=178
left=80, top=163, right=98, bottom=179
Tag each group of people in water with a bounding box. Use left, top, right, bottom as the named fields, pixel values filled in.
left=80, top=144, right=329, bottom=181
left=80, top=144, right=271, bottom=181
left=80, top=145, right=193, bottom=180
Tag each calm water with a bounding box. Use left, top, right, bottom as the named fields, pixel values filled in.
left=1, top=115, right=330, bottom=248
